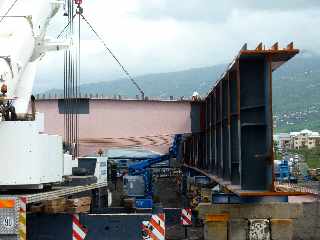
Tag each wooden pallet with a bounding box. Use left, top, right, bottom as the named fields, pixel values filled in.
left=66, top=196, right=91, bottom=213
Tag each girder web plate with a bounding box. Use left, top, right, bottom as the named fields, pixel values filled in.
left=183, top=44, right=299, bottom=193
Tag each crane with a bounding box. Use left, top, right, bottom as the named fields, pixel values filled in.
left=0, top=0, right=72, bottom=189
left=0, top=0, right=67, bottom=118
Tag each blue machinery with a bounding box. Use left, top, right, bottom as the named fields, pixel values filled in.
left=274, top=159, right=297, bottom=182
left=124, top=134, right=182, bottom=207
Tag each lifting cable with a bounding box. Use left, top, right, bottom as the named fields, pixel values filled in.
left=59, top=0, right=146, bottom=157
left=57, top=2, right=145, bottom=99
left=0, top=0, right=20, bottom=24
left=80, top=14, right=145, bottom=100
left=57, top=6, right=145, bottom=99
left=56, top=13, right=77, bottom=39
left=63, top=0, right=80, bottom=158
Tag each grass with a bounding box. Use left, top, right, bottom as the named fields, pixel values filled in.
left=274, top=150, right=282, bottom=160
left=287, top=147, right=320, bottom=169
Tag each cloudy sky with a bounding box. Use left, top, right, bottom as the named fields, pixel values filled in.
left=34, top=0, right=320, bottom=91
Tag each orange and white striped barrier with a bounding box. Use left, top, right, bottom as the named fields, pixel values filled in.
left=181, top=208, right=192, bottom=226
left=19, top=197, right=27, bottom=240
left=72, top=214, right=88, bottom=240
left=142, top=213, right=165, bottom=240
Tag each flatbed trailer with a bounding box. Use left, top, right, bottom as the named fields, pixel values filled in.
left=0, top=181, right=109, bottom=240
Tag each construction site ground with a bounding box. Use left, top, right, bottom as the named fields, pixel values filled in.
left=109, top=176, right=204, bottom=240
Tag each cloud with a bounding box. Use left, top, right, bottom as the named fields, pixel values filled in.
left=135, top=0, right=320, bottom=23
left=34, top=0, right=320, bottom=91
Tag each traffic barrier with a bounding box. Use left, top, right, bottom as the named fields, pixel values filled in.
left=72, top=214, right=87, bottom=240
left=19, top=197, right=27, bottom=240
left=181, top=208, right=192, bottom=226
left=142, top=213, right=165, bottom=240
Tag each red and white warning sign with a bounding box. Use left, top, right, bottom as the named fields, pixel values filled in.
left=142, top=213, right=165, bottom=240
left=72, top=214, right=88, bottom=240
left=181, top=208, right=192, bottom=226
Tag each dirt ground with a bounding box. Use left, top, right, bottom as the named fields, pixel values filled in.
left=155, top=177, right=203, bottom=239
left=110, top=176, right=183, bottom=207
left=109, top=176, right=204, bottom=239
left=153, top=176, right=184, bottom=207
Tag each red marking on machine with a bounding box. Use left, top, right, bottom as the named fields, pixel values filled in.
left=181, top=208, right=192, bottom=226
left=142, top=213, right=165, bottom=240
left=0, top=199, right=15, bottom=208
left=72, top=214, right=87, bottom=240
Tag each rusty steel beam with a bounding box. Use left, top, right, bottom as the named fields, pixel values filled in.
left=183, top=43, right=299, bottom=195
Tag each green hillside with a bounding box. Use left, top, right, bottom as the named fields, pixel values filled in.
left=272, top=56, right=320, bottom=132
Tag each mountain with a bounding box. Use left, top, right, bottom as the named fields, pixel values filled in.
left=40, top=53, right=320, bottom=133
left=41, top=64, right=227, bottom=98
left=272, top=54, right=320, bottom=132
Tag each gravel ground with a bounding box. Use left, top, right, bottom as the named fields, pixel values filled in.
left=109, top=176, right=204, bottom=239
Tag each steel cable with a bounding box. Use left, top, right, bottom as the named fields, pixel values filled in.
left=56, top=13, right=77, bottom=39
left=0, top=0, right=19, bottom=24
left=80, top=14, right=145, bottom=99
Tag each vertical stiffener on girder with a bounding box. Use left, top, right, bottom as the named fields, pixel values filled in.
left=183, top=43, right=299, bottom=194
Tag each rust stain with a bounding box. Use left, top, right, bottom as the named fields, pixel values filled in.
left=206, top=213, right=229, bottom=222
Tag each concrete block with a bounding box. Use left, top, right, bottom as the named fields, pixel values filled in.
left=292, top=202, right=320, bottom=240
left=229, top=219, right=247, bottom=240
left=315, top=228, right=320, bottom=240
left=287, top=203, right=304, bottom=219
left=197, top=203, right=303, bottom=220
left=204, top=221, right=228, bottom=240
left=224, top=205, right=241, bottom=218
left=248, top=219, right=271, bottom=240
left=197, top=203, right=310, bottom=239
left=301, top=202, right=320, bottom=217
left=271, top=219, right=293, bottom=240
left=239, top=203, right=302, bottom=219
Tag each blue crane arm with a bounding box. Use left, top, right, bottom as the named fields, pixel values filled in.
left=128, top=134, right=182, bottom=175
left=128, top=154, right=170, bottom=175
left=125, top=134, right=183, bottom=198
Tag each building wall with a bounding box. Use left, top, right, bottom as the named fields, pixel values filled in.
left=292, top=132, right=320, bottom=150
left=35, top=99, right=192, bottom=156
left=278, top=137, right=291, bottom=149
left=278, top=130, right=320, bottom=150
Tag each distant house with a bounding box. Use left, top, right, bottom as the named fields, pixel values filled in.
left=277, top=133, right=291, bottom=149
left=275, top=129, right=320, bottom=150
left=290, top=129, right=320, bottom=149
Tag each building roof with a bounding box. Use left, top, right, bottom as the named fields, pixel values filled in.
left=278, top=133, right=291, bottom=138
left=310, top=132, right=320, bottom=138
left=300, top=129, right=313, bottom=134
left=290, top=132, right=300, bottom=137
left=289, top=129, right=320, bottom=137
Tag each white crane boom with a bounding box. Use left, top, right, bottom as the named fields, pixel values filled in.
left=0, top=0, right=66, bottom=114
